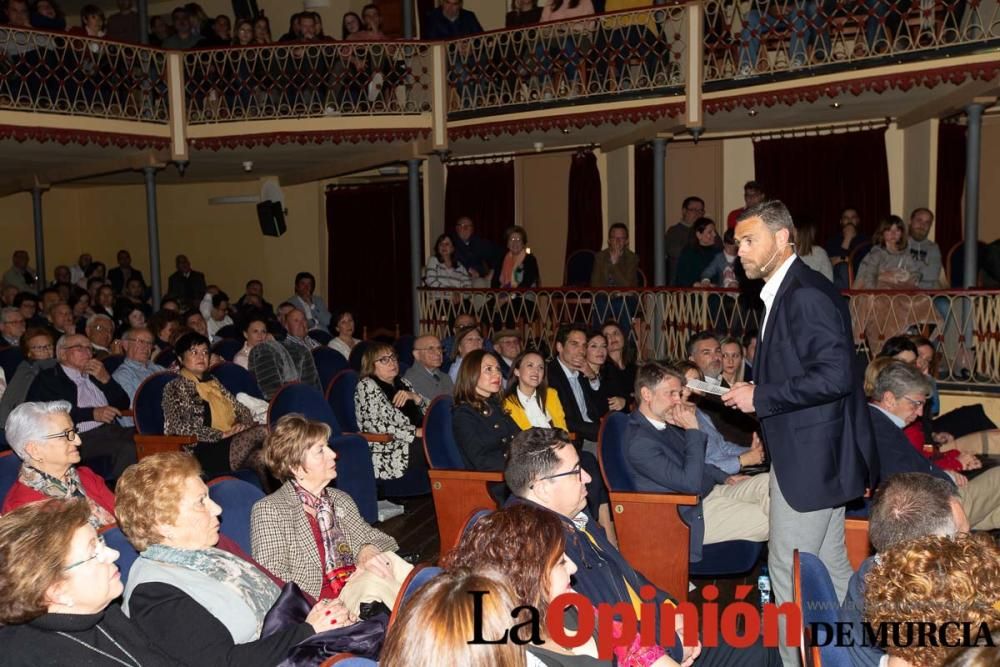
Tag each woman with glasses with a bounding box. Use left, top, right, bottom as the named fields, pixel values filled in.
left=2, top=401, right=116, bottom=528
left=0, top=498, right=183, bottom=666
left=162, top=332, right=267, bottom=480
left=452, top=349, right=521, bottom=471
left=0, top=327, right=57, bottom=427
left=490, top=225, right=540, bottom=330
left=448, top=324, right=484, bottom=383
left=354, top=342, right=429, bottom=481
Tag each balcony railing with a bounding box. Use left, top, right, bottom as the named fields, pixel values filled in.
left=418, top=287, right=1000, bottom=388
left=183, top=41, right=432, bottom=123
left=0, top=27, right=168, bottom=121
left=0, top=2, right=997, bottom=126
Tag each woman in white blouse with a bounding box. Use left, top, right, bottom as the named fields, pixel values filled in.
left=328, top=310, right=361, bottom=360
left=423, top=234, right=473, bottom=299
left=501, top=351, right=569, bottom=430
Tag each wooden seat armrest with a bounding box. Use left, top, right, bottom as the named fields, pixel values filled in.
left=119, top=409, right=134, bottom=418
left=133, top=434, right=197, bottom=460
left=608, top=490, right=699, bottom=506
left=350, top=432, right=393, bottom=443
left=429, top=469, right=504, bottom=482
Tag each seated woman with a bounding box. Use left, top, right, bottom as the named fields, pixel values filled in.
left=447, top=324, right=484, bottom=383
left=423, top=233, right=472, bottom=306
left=0, top=499, right=180, bottom=666
left=380, top=568, right=531, bottom=666
left=719, top=336, right=745, bottom=387
left=116, top=452, right=344, bottom=667
left=491, top=225, right=540, bottom=329
left=445, top=503, right=672, bottom=666
left=502, top=350, right=568, bottom=431
left=675, top=218, right=721, bottom=287
left=452, top=350, right=521, bottom=471
left=328, top=310, right=360, bottom=361
left=0, top=327, right=56, bottom=426
left=584, top=330, right=627, bottom=416
left=602, top=320, right=637, bottom=404
left=2, top=401, right=116, bottom=527
left=233, top=313, right=269, bottom=370
left=251, top=414, right=406, bottom=604
left=354, top=342, right=429, bottom=482
left=162, top=331, right=267, bottom=479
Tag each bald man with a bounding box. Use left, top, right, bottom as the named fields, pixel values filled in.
left=403, top=334, right=453, bottom=402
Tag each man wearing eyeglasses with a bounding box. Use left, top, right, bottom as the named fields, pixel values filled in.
left=869, top=361, right=1000, bottom=531
left=505, top=427, right=779, bottom=667
left=112, top=327, right=165, bottom=428
left=402, top=334, right=453, bottom=402
left=1, top=306, right=25, bottom=346
left=26, top=333, right=136, bottom=479
left=666, top=196, right=718, bottom=286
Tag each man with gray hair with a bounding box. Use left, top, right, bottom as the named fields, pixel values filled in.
left=869, top=360, right=1000, bottom=531
left=85, top=313, right=121, bottom=359
left=839, top=472, right=969, bottom=667
left=112, top=327, right=165, bottom=428
left=25, top=333, right=136, bottom=478
left=1, top=306, right=25, bottom=346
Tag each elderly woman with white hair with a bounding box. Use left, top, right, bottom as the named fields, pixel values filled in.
left=1, top=400, right=116, bottom=528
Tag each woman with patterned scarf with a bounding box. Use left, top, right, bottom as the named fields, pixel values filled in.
left=2, top=400, right=116, bottom=528
left=251, top=414, right=408, bottom=606
left=116, top=452, right=345, bottom=667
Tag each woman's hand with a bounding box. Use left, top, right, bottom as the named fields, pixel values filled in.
left=222, top=424, right=248, bottom=438
left=608, top=396, right=626, bottom=411
left=957, top=452, right=982, bottom=471
left=305, top=599, right=356, bottom=633
left=357, top=545, right=394, bottom=579
left=392, top=390, right=418, bottom=408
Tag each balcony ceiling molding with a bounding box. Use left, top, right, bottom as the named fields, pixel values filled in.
left=187, top=127, right=430, bottom=152
left=703, top=59, right=1000, bottom=115
left=0, top=124, right=168, bottom=150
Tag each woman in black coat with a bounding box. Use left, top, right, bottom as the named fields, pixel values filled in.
left=451, top=349, right=521, bottom=471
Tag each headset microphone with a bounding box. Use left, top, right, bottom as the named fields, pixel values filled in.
left=756, top=242, right=796, bottom=275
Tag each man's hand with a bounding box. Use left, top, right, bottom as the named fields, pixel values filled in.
left=947, top=471, right=969, bottom=487
left=740, top=433, right=766, bottom=467
left=666, top=403, right=698, bottom=431
left=92, top=406, right=121, bottom=423
left=722, top=382, right=755, bottom=414
left=84, top=359, right=111, bottom=384
left=608, top=396, right=626, bottom=411
left=725, top=474, right=751, bottom=486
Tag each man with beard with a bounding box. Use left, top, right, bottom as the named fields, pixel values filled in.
left=907, top=207, right=943, bottom=289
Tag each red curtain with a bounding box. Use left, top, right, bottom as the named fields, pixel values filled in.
left=326, top=182, right=422, bottom=334
left=444, top=160, right=516, bottom=244
left=753, top=128, right=891, bottom=246
left=634, top=143, right=654, bottom=283
left=935, top=122, right=966, bottom=258
left=566, top=150, right=604, bottom=258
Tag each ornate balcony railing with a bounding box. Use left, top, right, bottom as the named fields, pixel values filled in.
left=703, top=0, right=1000, bottom=83
left=183, top=41, right=432, bottom=123
left=444, top=3, right=690, bottom=114
left=418, top=287, right=1000, bottom=387
left=0, top=27, right=168, bottom=121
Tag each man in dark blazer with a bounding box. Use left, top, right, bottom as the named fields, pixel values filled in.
left=724, top=200, right=878, bottom=664
left=547, top=324, right=602, bottom=444
left=26, top=333, right=136, bottom=478
left=107, top=249, right=146, bottom=295
left=166, top=254, right=206, bottom=309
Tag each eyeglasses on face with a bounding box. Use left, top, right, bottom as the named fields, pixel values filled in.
left=375, top=354, right=398, bottom=365
left=42, top=427, right=79, bottom=442
left=65, top=535, right=110, bottom=570
left=532, top=464, right=582, bottom=488
left=900, top=395, right=926, bottom=409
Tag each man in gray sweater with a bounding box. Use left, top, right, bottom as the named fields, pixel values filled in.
left=907, top=207, right=943, bottom=288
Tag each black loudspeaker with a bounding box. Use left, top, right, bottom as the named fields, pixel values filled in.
left=257, top=200, right=286, bottom=237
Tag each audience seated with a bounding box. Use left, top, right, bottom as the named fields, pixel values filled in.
left=287, top=271, right=331, bottom=332
left=106, top=0, right=140, bottom=43
left=718, top=336, right=745, bottom=387
left=675, top=217, right=722, bottom=288
left=868, top=361, right=1000, bottom=531
left=247, top=334, right=322, bottom=400
left=840, top=472, right=970, bottom=667
left=165, top=254, right=206, bottom=309
left=161, top=332, right=266, bottom=479
left=401, top=333, right=452, bottom=402
left=236, top=279, right=274, bottom=319
left=624, top=363, right=769, bottom=561
left=491, top=225, right=540, bottom=329
left=451, top=349, right=522, bottom=472
left=47, top=302, right=75, bottom=339
left=793, top=218, right=834, bottom=282
left=2, top=400, right=116, bottom=526
left=547, top=324, right=602, bottom=444
left=2, top=250, right=38, bottom=295
left=283, top=306, right=320, bottom=352
left=697, top=227, right=740, bottom=288
left=666, top=197, right=706, bottom=285
left=725, top=180, right=765, bottom=230
left=199, top=290, right=233, bottom=342
left=906, top=207, right=943, bottom=289
left=0, top=328, right=56, bottom=426
left=107, top=250, right=145, bottom=296
left=423, top=233, right=473, bottom=299
left=380, top=569, right=523, bottom=665
left=491, top=328, right=522, bottom=379
left=584, top=329, right=627, bottom=415
left=147, top=309, right=180, bottom=356
left=26, top=333, right=135, bottom=479
left=503, top=427, right=778, bottom=666
left=865, top=532, right=1000, bottom=667
left=423, top=0, right=483, bottom=40
left=853, top=216, right=919, bottom=289
left=251, top=414, right=404, bottom=602
left=115, top=453, right=343, bottom=667
left=85, top=313, right=119, bottom=359
left=328, top=309, right=360, bottom=361
left=161, top=7, right=202, bottom=49
left=601, top=320, right=637, bottom=403
left=502, top=350, right=568, bottom=431
left=111, top=327, right=164, bottom=428
left=686, top=330, right=756, bottom=446
left=354, top=342, right=428, bottom=482
left=233, top=314, right=269, bottom=370
left=825, top=207, right=865, bottom=288
left=445, top=503, right=672, bottom=665
left=447, top=324, right=483, bottom=383
left=1, top=306, right=25, bottom=346
left=591, top=222, right=639, bottom=288
left=449, top=217, right=498, bottom=286
left=0, top=499, right=179, bottom=666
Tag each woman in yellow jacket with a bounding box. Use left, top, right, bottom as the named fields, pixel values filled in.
left=501, top=351, right=569, bottom=431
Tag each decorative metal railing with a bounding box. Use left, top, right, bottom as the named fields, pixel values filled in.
left=703, top=0, right=1000, bottom=82
left=183, top=41, right=432, bottom=123
left=444, top=3, right=690, bottom=113
left=0, top=27, right=168, bottom=121
left=418, top=287, right=1000, bottom=387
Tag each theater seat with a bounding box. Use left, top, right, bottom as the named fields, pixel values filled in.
left=101, top=525, right=139, bottom=584
left=211, top=361, right=264, bottom=400
left=0, top=450, right=20, bottom=505
left=101, top=354, right=125, bottom=375
left=388, top=564, right=442, bottom=630
left=267, top=382, right=378, bottom=524
left=313, top=347, right=348, bottom=390
left=211, top=339, right=243, bottom=362
left=320, top=655, right=377, bottom=666
left=597, top=411, right=763, bottom=602
left=132, top=372, right=197, bottom=460
left=795, top=550, right=851, bottom=667
left=422, top=396, right=503, bottom=551
left=208, top=475, right=266, bottom=554
left=0, top=346, right=24, bottom=380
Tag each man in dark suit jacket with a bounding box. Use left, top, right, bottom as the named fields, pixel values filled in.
left=724, top=201, right=878, bottom=664
left=547, top=324, right=602, bottom=443
left=26, top=333, right=136, bottom=478
left=869, top=360, right=1000, bottom=531
left=107, top=249, right=146, bottom=295
left=166, top=254, right=207, bottom=309
left=625, top=363, right=769, bottom=561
